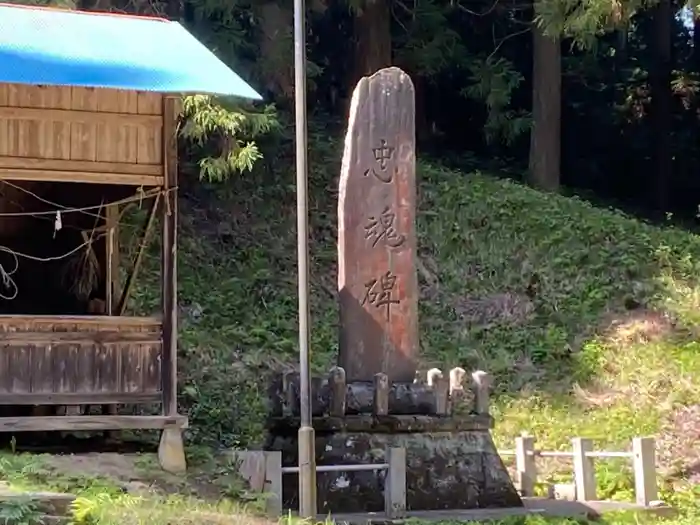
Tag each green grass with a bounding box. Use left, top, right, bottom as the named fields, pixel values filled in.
left=0, top=449, right=278, bottom=525
left=111, top=131, right=700, bottom=523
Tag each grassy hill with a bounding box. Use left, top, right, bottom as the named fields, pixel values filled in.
left=116, top=132, right=700, bottom=523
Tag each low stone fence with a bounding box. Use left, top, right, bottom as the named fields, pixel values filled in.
left=268, top=367, right=492, bottom=418
left=498, top=436, right=659, bottom=506
left=233, top=446, right=407, bottom=518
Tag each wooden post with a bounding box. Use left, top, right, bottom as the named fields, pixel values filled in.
left=103, top=204, right=120, bottom=433
left=104, top=204, right=120, bottom=315
left=384, top=447, right=406, bottom=518
left=161, top=96, right=179, bottom=419
left=572, top=438, right=596, bottom=501
left=515, top=436, right=537, bottom=497
left=633, top=437, right=658, bottom=506
left=328, top=366, right=346, bottom=416
left=233, top=450, right=283, bottom=516
left=233, top=450, right=267, bottom=491
left=157, top=95, right=185, bottom=474
left=116, top=195, right=160, bottom=316
left=107, top=226, right=114, bottom=314
left=264, top=451, right=283, bottom=516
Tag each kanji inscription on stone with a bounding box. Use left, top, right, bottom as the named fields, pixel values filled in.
left=361, top=270, right=401, bottom=321
left=364, top=139, right=395, bottom=183
left=364, top=206, right=406, bottom=248
left=337, top=67, right=418, bottom=382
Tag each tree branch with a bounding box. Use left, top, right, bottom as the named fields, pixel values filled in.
left=487, top=26, right=531, bottom=60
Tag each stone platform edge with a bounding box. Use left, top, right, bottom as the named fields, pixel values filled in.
left=267, top=367, right=493, bottom=418
left=267, top=414, right=493, bottom=434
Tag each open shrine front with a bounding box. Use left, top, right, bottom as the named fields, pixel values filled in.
left=0, top=82, right=186, bottom=458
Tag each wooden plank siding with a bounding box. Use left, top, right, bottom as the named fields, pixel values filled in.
left=0, top=84, right=164, bottom=186
left=0, top=315, right=162, bottom=404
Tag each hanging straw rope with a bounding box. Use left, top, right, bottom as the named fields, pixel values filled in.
left=0, top=181, right=173, bottom=302
left=0, top=235, right=106, bottom=302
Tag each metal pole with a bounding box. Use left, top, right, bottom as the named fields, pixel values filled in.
left=293, top=0, right=317, bottom=517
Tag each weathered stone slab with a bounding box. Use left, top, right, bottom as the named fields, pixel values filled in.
left=267, top=429, right=522, bottom=513
left=338, top=66, right=418, bottom=383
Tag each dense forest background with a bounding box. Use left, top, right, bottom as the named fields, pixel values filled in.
left=12, top=0, right=700, bottom=222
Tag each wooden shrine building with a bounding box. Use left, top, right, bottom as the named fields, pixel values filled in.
left=0, top=3, right=261, bottom=471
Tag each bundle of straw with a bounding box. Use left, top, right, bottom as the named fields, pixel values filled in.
left=60, top=233, right=99, bottom=301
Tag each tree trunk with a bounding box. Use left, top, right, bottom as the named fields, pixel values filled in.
left=353, top=0, right=392, bottom=81
left=257, top=2, right=295, bottom=102
left=650, top=0, right=672, bottom=212
left=528, top=11, right=561, bottom=192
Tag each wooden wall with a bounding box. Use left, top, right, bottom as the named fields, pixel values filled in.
left=0, top=84, right=164, bottom=186
left=0, top=315, right=162, bottom=405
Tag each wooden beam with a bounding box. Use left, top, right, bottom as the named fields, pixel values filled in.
left=0, top=156, right=162, bottom=176
left=0, top=168, right=164, bottom=186
left=117, top=195, right=160, bottom=316
left=0, top=331, right=161, bottom=344
left=0, top=415, right=187, bottom=432
left=0, top=107, right=162, bottom=127
left=0, top=392, right=161, bottom=405
left=105, top=204, right=120, bottom=315
left=0, top=314, right=162, bottom=327
left=161, top=96, right=180, bottom=417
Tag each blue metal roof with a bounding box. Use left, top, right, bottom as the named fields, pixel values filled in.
left=0, top=4, right=261, bottom=100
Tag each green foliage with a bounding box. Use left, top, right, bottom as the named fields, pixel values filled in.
left=0, top=450, right=275, bottom=525
left=71, top=494, right=121, bottom=525
left=180, top=95, right=280, bottom=182
left=122, top=129, right=700, bottom=504
left=183, top=0, right=258, bottom=65
left=534, top=0, right=643, bottom=44
left=463, top=57, right=532, bottom=145
left=115, top=126, right=700, bottom=521
left=392, top=0, right=469, bottom=77
left=0, top=498, right=42, bottom=525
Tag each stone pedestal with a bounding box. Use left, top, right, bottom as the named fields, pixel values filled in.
left=265, top=367, right=522, bottom=514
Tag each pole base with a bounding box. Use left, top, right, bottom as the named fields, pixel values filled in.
left=298, top=425, right=317, bottom=518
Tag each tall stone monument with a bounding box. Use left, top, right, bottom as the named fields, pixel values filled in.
left=265, top=67, right=522, bottom=515
left=337, top=67, right=418, bottom=383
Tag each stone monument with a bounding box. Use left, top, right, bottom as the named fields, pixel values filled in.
left=337, top=65, right=418, bottom=384
left=265, top=67, right=522, bottom=514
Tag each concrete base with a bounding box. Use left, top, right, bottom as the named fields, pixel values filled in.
left=267, top=425, right=522, bottom=514
left=316, top=498, right=676, bottom=524
left=158, top=427, right=187, bottom=474
left=298, top=425, right=318, bottom=518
